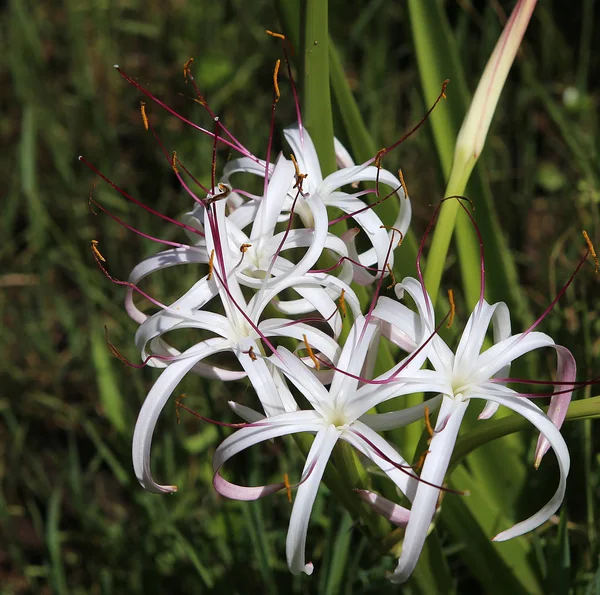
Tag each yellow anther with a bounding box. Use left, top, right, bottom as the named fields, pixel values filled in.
left=398, top=169, right=409, bottom=199
left=140, top=101, right=149, bottom=131
left=380, top=225, right=404, bottom=247
left=447, top=289, right=456, bottom=328
left=414, top=449, right=430, bottom=472
left=175, top=393, right=187, bottom=424
left=273, top=59, right=281, bottom=102
left=240, top=243, right=252, bottom=253
left=183, top=57, right=194, bottom=80
left=266, top=30, right=286, bottom=40
left=441, top=79, right=449, bottom=99
left=303, top=334, right=320, bottom=371
left=386, top=264, right=397, bottom=289
left=206, top=183, right=231, bottom=205
left=207, top=249, right=215, bottom=281
left=247, top=346, right=257, bottom=361
left=290, top=153, right=308, bottom=190
left=283, top=473, right=292, bottom=503
left=583, top=230, right=599, bottom=273
left=171, top=151, right=179, bottom=174
left=91, top=239, right=106, bottom=262
left=424, top=406, right=434, bottom=439
left=338, top=289, right=347, bottom=318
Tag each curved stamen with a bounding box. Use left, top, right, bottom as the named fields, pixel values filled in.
left=80, top=156, right=205, bottom=238
left=114, top=65, right=260, bottom=163
left=350, top=429, right=466, bottom=495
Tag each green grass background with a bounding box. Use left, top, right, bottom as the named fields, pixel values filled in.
left=2, top=0, right=600, bottom=593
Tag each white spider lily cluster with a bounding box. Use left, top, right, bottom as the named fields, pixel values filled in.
left=115, top=116, right=576, bottom=583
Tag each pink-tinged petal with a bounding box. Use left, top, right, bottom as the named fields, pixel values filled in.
left=284, top=125, right=323, bottom=187
left=359, top=395, right=442, bottom=432
left=392, top=396, right=469, bottom=584
left=213, top=473, right=286, bottom=501
left=469, top=391, right=569, bottom=541
left=478, top=401, right=499, bottom=420
left=535, top=344, right=576, bottom=463
left=287, top=425, right=340, bottom=575
left=343, top=421, right=417, bottom=499
left=333, top=136, right=355, bottom=169
left=132, top=339, right=231, bottom=493
left=355, top=490, right=410, bottom=527
left=212, top=411, right=323, bottom=473
left=372, top=296, right=421, bottom=352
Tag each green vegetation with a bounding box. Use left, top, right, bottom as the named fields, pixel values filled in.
left=2, top=1, right=599, bottom=592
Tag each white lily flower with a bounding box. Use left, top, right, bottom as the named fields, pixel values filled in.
left=212, top=314, right=438, bottom=575
left=224, top=126, right=412, bottom=287
left=372, top=277, right=575, bottom=584
left=131, top=197, right=364, bottom=494
left=127, top=153, right=353, bottom=325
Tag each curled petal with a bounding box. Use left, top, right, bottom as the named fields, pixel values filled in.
left=132, top=339, right=231, bottom=493
left=355, top=490, right=410, bottom=527
left=469, top=391, right=569, bottom=540
left=535, top=344, right=576, bottom=462
left=287, top=425, right=340, bottom=575
left=392, top=396, right=469, bottom=584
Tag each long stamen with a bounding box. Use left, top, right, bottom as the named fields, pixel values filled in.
left=183, top=58, right=251, bottom=156
left=370, top=80, right=449, bottom=195
left=328, top=184, right=400, bottom=227
left=266, top=30, right=304, bottom=146
left=176, top=395, right=247, bottom=428
left=263, top=60, right=281, bottom=197
left=90, top=240, right=168, bottom=311
left=114, top=65, right=259, bottom=163
left=104, top=326, right=176, bottom=369
left=350, top=430, right=466, bottom=494
left=80, top=156, right=205, bottom=238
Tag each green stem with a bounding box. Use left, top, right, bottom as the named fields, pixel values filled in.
left=303, top=0, right=336, bottom=176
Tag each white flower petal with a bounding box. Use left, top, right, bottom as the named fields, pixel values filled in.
left=392, top=396, right=469, bottom=584
left=535, top=344, right=576, bottom=462
left=132, top=339, right=230, bottom=493
left=360, top=395, right=442, bottom=431
left=343, top=421, right=417, bottom=499
left=469, top=391, right=570, bottom=541
left=284, top=125, right=323, bottom=188
left=287, top=425, right=340, bottom=575
left=355, top=490, right=410, bottom=527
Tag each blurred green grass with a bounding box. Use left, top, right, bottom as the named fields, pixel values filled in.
left=2, top=0, right=599, bottom=593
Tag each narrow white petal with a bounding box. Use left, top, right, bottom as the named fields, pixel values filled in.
left=392, top=396, right=469, bottom=584
left=343, top=421, right=417, bottom=499
left=228, top=401, right=265, bottom=423
left=132, top=339, right=230, bottom=493
left=237, top=338, right=298, bottom=416
left=286, top=425, right=340, bottom=575
left=284, top=125, right=323, bottom=187
left=212, top=411, right=323, bottom=472
left=535, top=344, right=576, bottom=462
left=469, top=392, right=570, bottom=541
left=360, top=395, right=442, bottom=431
left=333, top=136, right=355, bottom=168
